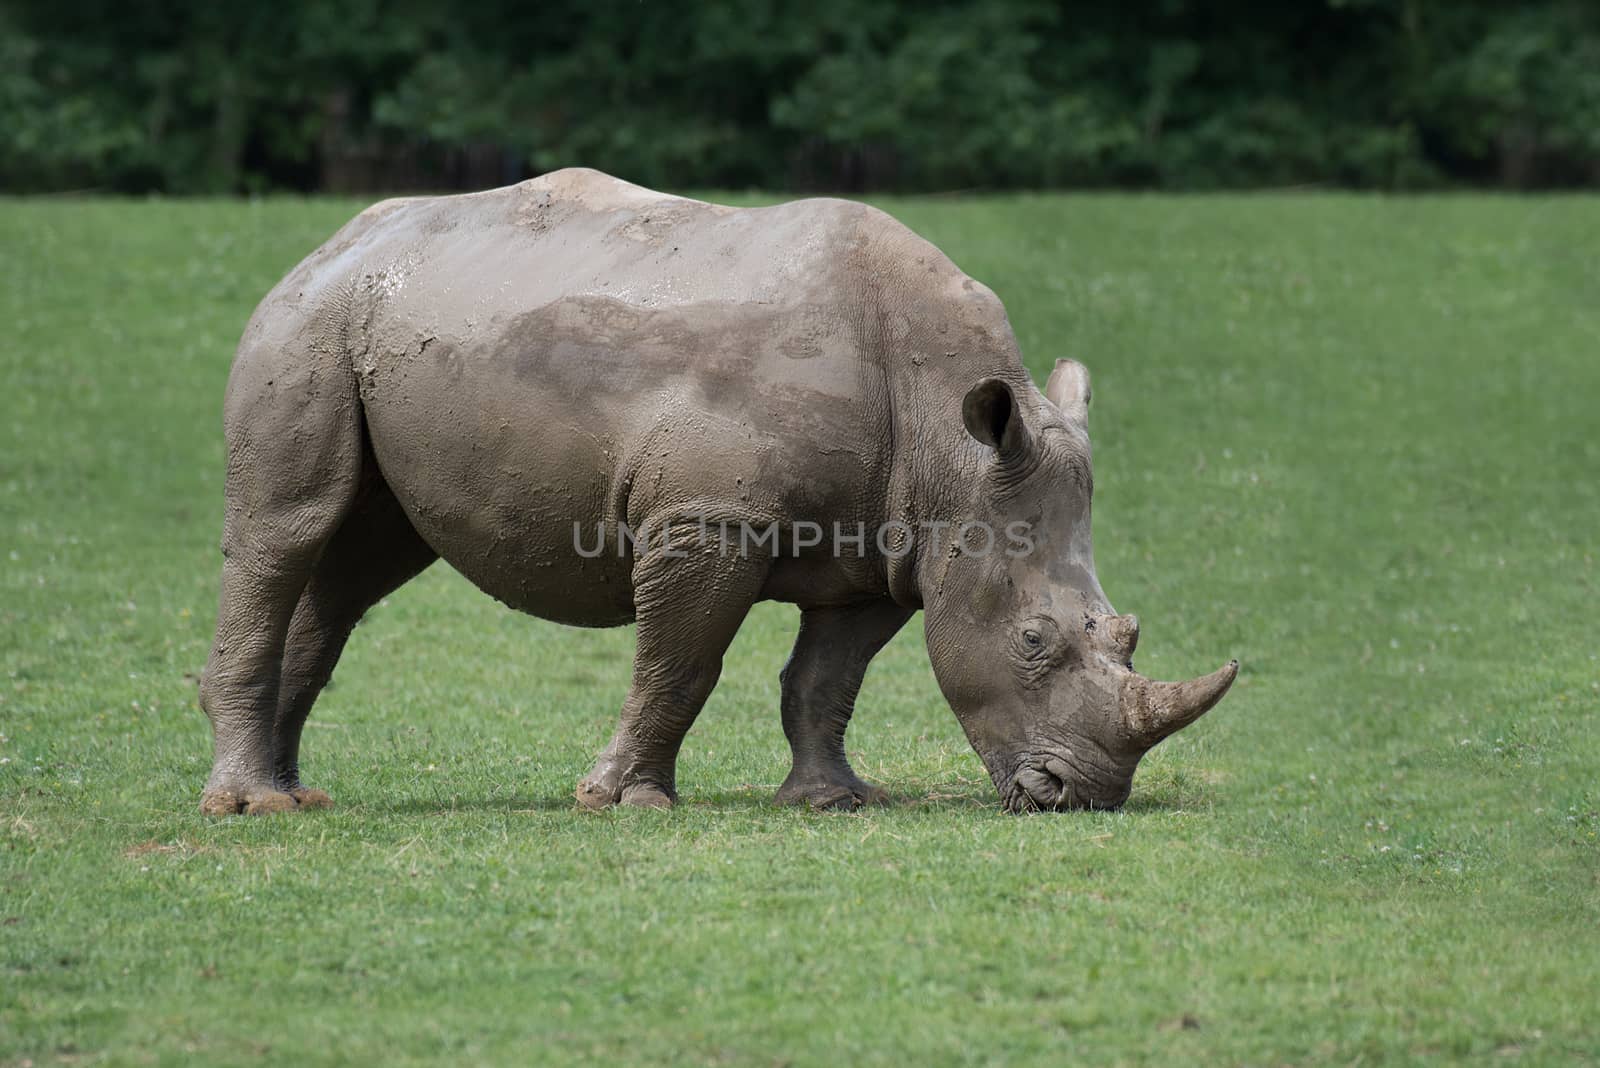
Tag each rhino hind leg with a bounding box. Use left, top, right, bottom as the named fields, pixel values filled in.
left=198, top=336, right=368, bottom=815
left=774, top=600, right=912, bottom=810
left=271, top=464, right=438, bottom=807
left=576, top=522, right=771, bottom=810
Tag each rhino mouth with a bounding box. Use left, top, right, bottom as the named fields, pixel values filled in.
left=1000, top=751, right=1134, bottom=813
left=1004, top=756, right=1077, bottom=812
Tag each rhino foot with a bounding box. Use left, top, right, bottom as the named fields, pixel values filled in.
left=201, top=771, right=334, bottom=815
left=775, top=771, right=890, bottom=811
left=273, top=766, right=335, bottom=809
left=286, top=786, right=334, bottom=809
left=576, top=758, right=676, bottom=810
left=200, top=785, right=301, bottom=816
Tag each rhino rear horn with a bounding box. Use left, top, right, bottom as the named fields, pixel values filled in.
left=1045, top=359, right=1091, bottom=422
left=1108, top=614, right=1139, bottom=658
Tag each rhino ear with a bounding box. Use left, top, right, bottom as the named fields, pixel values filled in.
left=1045, top=359, right=1091, bottom=423
left=962, top=378, right=1029, bottom=456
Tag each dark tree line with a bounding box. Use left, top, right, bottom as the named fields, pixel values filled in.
left=4, top=0, right=1598, bottom=194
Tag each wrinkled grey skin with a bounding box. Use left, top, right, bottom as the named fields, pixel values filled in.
left=198, top=168, right=1235, bottom=816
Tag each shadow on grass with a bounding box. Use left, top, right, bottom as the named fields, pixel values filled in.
left=356, top=785, right=992, bottom=817
left=354, top=781, right=1202, bottom=817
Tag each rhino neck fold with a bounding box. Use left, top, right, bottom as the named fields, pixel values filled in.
left=846, top=234, right=1034, bottom=612
left=883, top=378, right=1017, bottom=613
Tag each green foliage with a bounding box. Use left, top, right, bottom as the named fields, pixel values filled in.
left=3, top=0, right=1599, bottom=192
left=3, top=194, right=1599, bottom=1062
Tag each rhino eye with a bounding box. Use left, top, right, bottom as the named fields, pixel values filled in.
left=1012, top=621, right=1059, bottom=683
left=1013, top=618, right=1059, bottom=675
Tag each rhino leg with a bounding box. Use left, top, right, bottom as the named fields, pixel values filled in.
left=271, top=467, right=438, bottom=807
left=198, top=342, right=366, bottom=815
left=576, top=522, right=770, bottom=810
left=775, top=600, right=912, bottom=810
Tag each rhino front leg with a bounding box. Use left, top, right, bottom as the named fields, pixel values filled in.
left=775, top=600, right=913, bottom=809
left=576, top=523, right=770, bottom=810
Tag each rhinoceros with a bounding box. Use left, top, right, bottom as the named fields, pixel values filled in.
left=198, top=167, right=1236, bottom=816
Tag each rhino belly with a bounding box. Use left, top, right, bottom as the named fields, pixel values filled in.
left=357, top=336, right=637, bottom=627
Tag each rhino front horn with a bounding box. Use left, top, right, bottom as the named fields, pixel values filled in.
left=1122, top=659, right=1239, bottom=746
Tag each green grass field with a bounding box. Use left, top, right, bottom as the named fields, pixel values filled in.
left=3, top=192, right=1598, bottom=1066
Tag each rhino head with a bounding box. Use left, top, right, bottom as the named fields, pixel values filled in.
left=921, top=359, right=1237, bottom=812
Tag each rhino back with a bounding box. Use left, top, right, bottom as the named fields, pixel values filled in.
left=294, top=170, right=954, bottom=618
